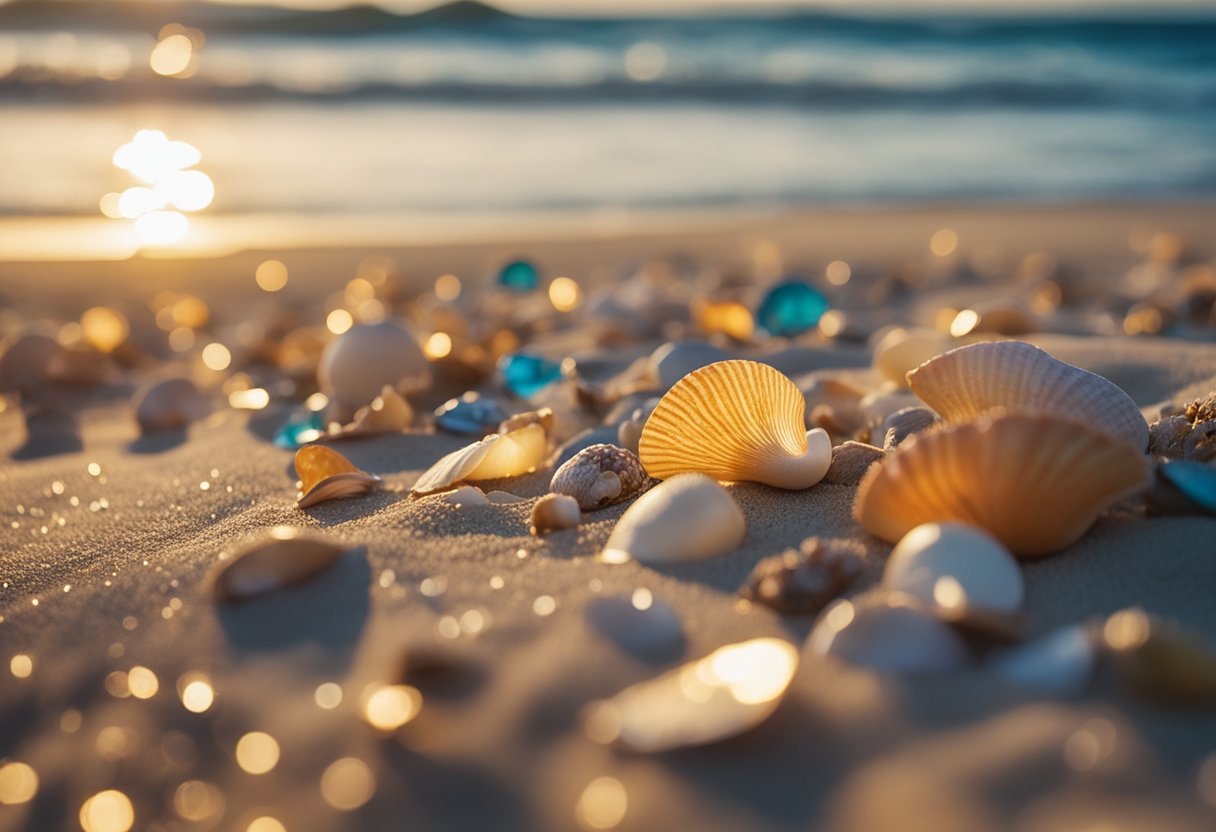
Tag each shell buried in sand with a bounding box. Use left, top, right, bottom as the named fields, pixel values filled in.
left=214, top=527, right=348, bottom=601
left=294, top=445, right=381, bottom=508
left=601, top=473, right=744, bottom=565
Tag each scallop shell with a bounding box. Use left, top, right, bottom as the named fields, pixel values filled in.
left=808, top=595, right=967, bottom=672
left=583, top=637, right=798, bottom=752
left=907, top=340, right=1149, bottom=451
left=317, top=320, right=430, bottom=411
left=294, top=445, right=381, bottom=508
left=639, top=360, right=832, bottom=490
left=134, top=378, right=209, bottom=433
left=530, top=493, right=582, bottom=535
left=601, top=473, right=744, bottom=565
left=214, top=527, right=347, bottom=601
left=324, top=385, right=412, bottom=440
left=411, top=422, right=548, bottom=496
left=550, top=444, right=654, bottom=511
left=854, top=413, right=1150, bottom=557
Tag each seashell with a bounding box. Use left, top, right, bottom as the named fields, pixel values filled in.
left=740, top=537, right=864, bottom=615
left=803, top=377, right=867, bottom=440
left=411, top=421, right=548, bottom=496
left=639, top=360, right=833, bottom=490
left=945, top=299, right=1038, bottom=338
left=1144, top=459, right=1216, bottom=516
left=601, top=473, right=744, bottom=565
left=434, top=392, right=508, bottom=436
left=649, top=340, right=732, bottom=390
left=497, top=407, right=554, bottom=435
left=294, top=445, right=381, bottom=508
left=583, top=637, right=797, bottom=752
left=317, top=320, right=430, bottom=411
left=872, top=329, right=953, bottom=389
left=883, top=523, right=1023, bottom=616
left=47, top=345, right=107, bottom=386
left=486, top=490, right=526, bottom=504
left=808, top=595, right=967, bottom=673
left=214, top=527, right=347, bottom=601
left=617, top=410, right=645, bottom=454
left=991, top=626, right=1096, bottom=695
left=821, top=441, right=885, bottom=486
left=855, top=413, right=1150, bottom=557
left=324, top=385, right=412, bottom=440
left=584, top=592, right=684, bottom=662
left=134, top=378, right=210, bottom=433
left=442, top=485, right=489, bottom=507
left=1101, top=608, right=1216, bottom=705
left=530, top=493, right=582, bottom=535
left=906, top=340, right=1149, bottom=451
left=881, top=406, right=937, bottom=451
left=550, top=444, right=654, bottom=511
left=0, top=332, right=62, bottom=392
left=691, top=295, right=755, bottom=341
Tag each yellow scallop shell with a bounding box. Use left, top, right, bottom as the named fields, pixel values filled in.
left=638, top=360, right=831, bottom=489
left=854, top=412, right=1150, bottom=557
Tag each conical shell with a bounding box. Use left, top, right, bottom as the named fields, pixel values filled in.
left=411, top=422, right=547, bottom=496
left=639, top=360, right=832, bottom=489
left=854, top=413, right=1150, bottom=557
left=550, top=444, right=654, bottom=510
left=294, top=445, right=380, bottom=508
left=907, top=340, right=1149, bottom=451
left=601, top=473, right=744, bottom=565
left=214, top=527, right=347, bottom=601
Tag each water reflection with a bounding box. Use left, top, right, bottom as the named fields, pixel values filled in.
left=105, top=129, right=213, bottom=246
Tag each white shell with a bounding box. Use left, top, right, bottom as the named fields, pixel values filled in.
left=808, top=595, right=968, bottom=672
left=583, top=638, right=798, bottom=752
left=134, top=378, right=209, bottom=433
left=907, top=340, right=1149, bottom=450
left=325, top=385, right=412, bottom=439
left=884, top=522, right=1023, bottom=616
left=601, top=473, right=744, bottom=565
left=872, top=329, right=953, bottom=388
left=531, top=493, right=582, bottom=535
left=992, top=626, right=1096, bottom=695
left=317, top=320, right=430, bottom=410
left=443, top=486, right=489, bottom=507
left=214, top=527, right=347, bottom=601
left=411, top=423, right=547, bottom=496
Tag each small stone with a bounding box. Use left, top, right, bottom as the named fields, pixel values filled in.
left=740, top=537, right=863, bottom=615
left=822, top=441, right=885, bottom=486
left=1147, top=414, right=1190, bottom=459
left=756, top=280, right=828, bottom=337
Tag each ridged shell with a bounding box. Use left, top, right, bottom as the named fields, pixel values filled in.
left=411, top=422, right=547, bottom=496
left=294, top=445, right=381, bottom=508
left=550, top=444, right=654, bottom=510
left=881, top=406, right=937, bottom=450
left=530, top=493, right=582, bottom=535
left=854, top=413, right=1150, bottom=557
left=907, top=340, right=1149, bottom=451
left=639, top=360, right=832, bottom=490
left=601, top=473, right=744, bottom=565
left=214, top=527, right=347, bottom=601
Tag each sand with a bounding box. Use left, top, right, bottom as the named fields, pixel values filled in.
left=2, top=202, right=1216, bottom=832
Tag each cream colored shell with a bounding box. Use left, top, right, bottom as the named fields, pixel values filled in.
left=324, top=385, right=412, bottom=440
left=907, top=340, right=1149, bottom=450
left=214, top=527, right=347, bottom=601
left=411, top=422, right=547, bottom=495
left=854, top=412, right=1150, bottom=557
left=601, top=473, right=744, bottom=565
left=639, top=359, right=832, bottom=489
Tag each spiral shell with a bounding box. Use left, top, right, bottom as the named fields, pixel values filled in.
left=854, top=412, right=1150, bottom=557
left=639, top=360, right=832, bottom=489
left=907, top=340, right=1149, bottom=451
left=550, top=444, right=654, bottom=511
left=294, top=445, right=381, bottom=508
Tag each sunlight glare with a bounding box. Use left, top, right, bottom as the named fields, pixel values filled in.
left=134, top=210, right=189, bottom=245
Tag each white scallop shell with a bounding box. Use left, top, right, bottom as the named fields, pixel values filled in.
left=601, top=473, right=744, bottom=565
left=640, top=360, right=832, bottom=490
left=907, top=340, right=1149, bottom=450
left=317, top=320, right=431, bottom=411
left=411, top=422, right=547, bottom=496
left=884, top=522, right=1023, bottom=616
left=808, top=595, right=967, bottom=672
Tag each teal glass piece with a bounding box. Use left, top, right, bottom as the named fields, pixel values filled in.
left=273, top=408, right=325, bottom=449
left=499, top=352, right=562, bottom=398
left=498, top=259, right=539, bottom=292
left=756, top=280, right=829, bottom=337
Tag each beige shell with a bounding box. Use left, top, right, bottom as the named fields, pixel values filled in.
left=294, top=445, right=381, bottom=508
left=530, top=493, right=582, bottom=535
left=583, top=637, right=798, bottom=752
left=872, top=329, right=953, bottom=388
left=324, top=385, right=412, bottom=440
left=907, top=340, right=1149, bottom=451
left=134, top=378, right=210, bottom=433
left=317, top=320, right=431, bottom=410
left=550, top=444, right=654, bottom=510
left=214, top=527, right=347, bottom=601
left=601, top=473, right=744, bottom=565
left=854, top=412, right=1150, bottom=557
left=639, top=360, right=832, bottom=490
left=443, top=485, right=490, bottom=507
left=411, top=422, right=547, bottom=496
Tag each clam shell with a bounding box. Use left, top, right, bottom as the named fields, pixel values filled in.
left=134, top=378, right=209, bottom=433
left=872, top=329, right=953, bottom=388
left=583, top=637, right=798, bottom=752
left=854, top=413, right=1150, bottom=557
left=294, top=445, right=381, bottom=508
left=808, top=595, right=967, bottom=672
left=317, top=320, right=430, bottom=411
left=907, top=341, right=1149, bottom=451
left=530, top=493, right=582, bottom=535
left=639, top=360, right=832, bottom=490
left=601, top=473, right=744, bottom=565
left=324, top=385, right=412, bottom=440
left=214, top=527, right=347, bottom=601
left=550, top=444, right=654, bottom=511
left=411, top=422, right=547, bottom=496
left=883, top=522, right=1023, bottom=616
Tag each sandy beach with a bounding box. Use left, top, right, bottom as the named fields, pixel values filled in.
left=3, top=201, right=1216, bottom=831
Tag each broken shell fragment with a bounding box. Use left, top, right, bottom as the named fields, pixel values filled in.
left=601, top=473, right=745, bottom=565
left=318, top=320, right=430, bottom=411
left=294, top=445, right=381, bottom=508
left=530, top=493, right=581, bottom=535
left=808, top=595, right=968, bottom=673
left=907, top=340, right=1149, bottom=451
left=854, top=413, right=1150, bottom=557
left=550, top=444, right=654, bottom=511
left=640, top=360, right=832, bottom=489
left=410, top=420, right=548, bottom=496
left=883, top=522, right=1023, bottom=616
left=740, top=537, right=864, bottom=616
left=214, top=527, right=347, bottom=601
left=325, top=385, right=412, bottom=440
left=134, top=377, right=210, bottom=433
left=583, top=637, right=798, bottom=752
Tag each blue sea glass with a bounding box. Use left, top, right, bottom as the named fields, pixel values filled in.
left=434, top=392, right=508, bottom=435
left=756, top=280, right=829, bottom=337
left=273, top=408, right=326, bottom=449
left=1159, top=460, right=1216, bottom=514
left=499, top=352, right=562, bottom=398
left=498, top=259, right=539, bottom=292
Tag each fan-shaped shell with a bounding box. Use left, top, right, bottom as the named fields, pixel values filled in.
left=601, top=473, right=744, bottom=565
left=411, top=422, right=547, bottom=495
left=907, top=340, right=1149, bottom=451
left=639, top=360, right=832, bottom=489
left=854, top=413, right=1150, bottom=557
left=294, top=445, right=381, bottom=508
